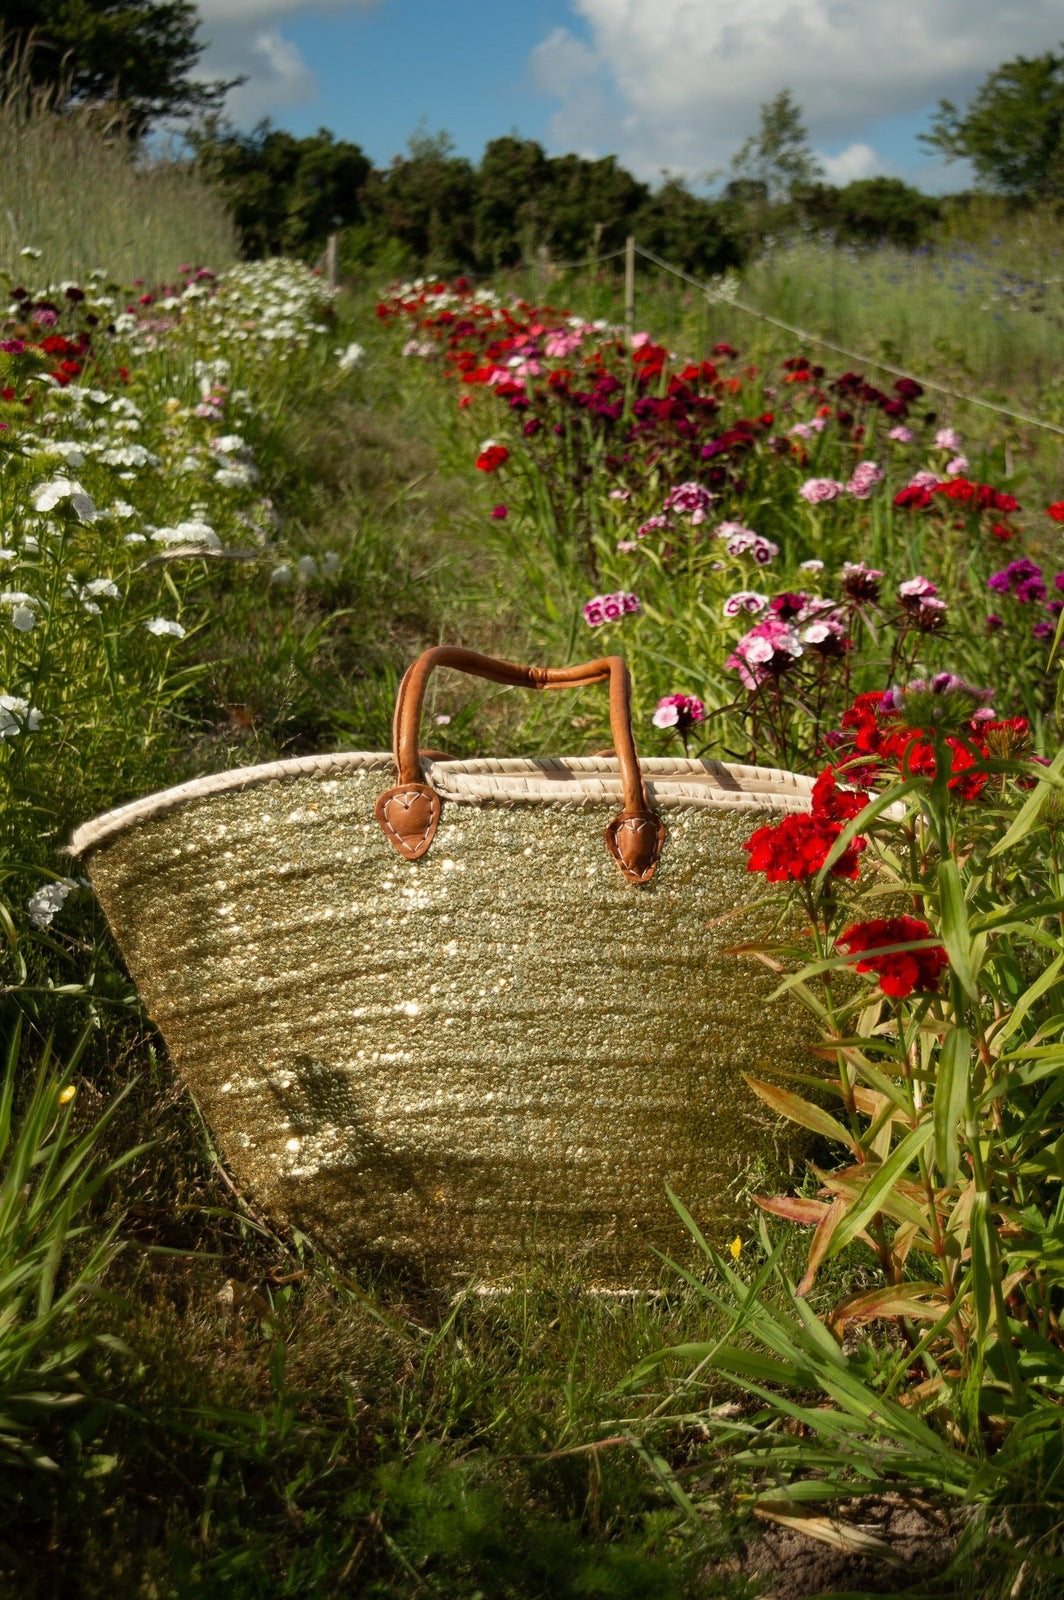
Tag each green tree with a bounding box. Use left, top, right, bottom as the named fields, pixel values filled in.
left=361, top=129, right=478, bottom=269
left=5, top=0, right=235, bottom=136
left=920, top=47, right=1064, bottom=199
left=730, top=89, right=823, bottom=203
left=474, top=136, right=551, bottom=268
left=193, top=122, right=371, bottom=258
left=803, top=177, right=942, bottom=248
left=633, top=177, right=742, bottom=276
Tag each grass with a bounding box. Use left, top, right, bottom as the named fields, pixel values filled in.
left=0, top=39, right=237, bottom=284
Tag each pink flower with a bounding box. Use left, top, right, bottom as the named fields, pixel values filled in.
left=725, top=528, right=779, bottom=564
left=637, top=513, right=671, bottom=538
left=490, top=505, right=508, bottom=519
left=846, top=461, right=884, bottom=499
left=723, top=590, right=769, bottom=618
left=945, top=456, right=970, bottom=476
left=630, top=332, right=652, bottom=350
left=898, top=575, right=937, bottom=600
left=31, top=307, right=57, bottom=328
left=888, top=425, right=915, bottom=443
left=0, top=339, right=25, bottom=354
left=653, top=693, right=707, bottom=731
left=799, top=478, right=846, bottom=504
left=663, top=482, right=714, bottom=523
left=934, top=427, right=962, bottom=452
left=725, top=614, right=803, bottom=689
left=583, top=590, right=641, bottom=626
left=908, top=470, right=940, bottom=490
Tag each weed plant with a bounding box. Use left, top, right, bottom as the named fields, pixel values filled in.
left=0, top=41, right=236, bottom=285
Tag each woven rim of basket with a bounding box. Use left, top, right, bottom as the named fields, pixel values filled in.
left=68, top=750, right=815, bottom=858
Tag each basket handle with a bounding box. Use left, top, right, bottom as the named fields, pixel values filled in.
left=374, top=646, right=664, bottom=885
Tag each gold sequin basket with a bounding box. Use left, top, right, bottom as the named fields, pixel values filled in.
left=70, top=647, right=817, bottom=1284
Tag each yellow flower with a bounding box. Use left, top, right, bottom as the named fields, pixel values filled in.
left=729, top=1235, right=742, bottom=1259
left=58, top=1085, right=76, bottom=1106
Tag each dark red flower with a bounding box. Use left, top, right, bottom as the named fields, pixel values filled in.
left=836, top=916, right=948, bottom=998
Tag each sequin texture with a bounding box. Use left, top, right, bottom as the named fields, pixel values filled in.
left=82, top=768, right=813, bottom=1282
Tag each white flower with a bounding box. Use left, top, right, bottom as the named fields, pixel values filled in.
left=337, top=341, right=365, bottom=371
left=10, top=605, right=36, bottom=631
left=210, top=433, right=248, bottom=457
left=151, top=520, right=220, bottom=549
left=144, top=618, right=186, bottom=638
left=296, top=555, right=318, bottom=580
left=27, top=879, right=76, bottom=928
left=19, top=246, right=42, bottom=260
left=319, top=550, right=341, bottom=575
left=215, top=463, right=257, bottom=488
left=0, top=549, right=14, bottom=562
left=42, top=441, right=86, bottom=467
left=0, top=694, right=42, bottom=735
left=98, top=443, right=159, bottom=469
left=124, top=533, right=147, bottom=545
left=270, top=563, right=293, bottom=585
left=31, top=476, right=96, bottom=522
left=800, top=559, right=825, bottom=572
left=82, top=578, right=120, bottom=599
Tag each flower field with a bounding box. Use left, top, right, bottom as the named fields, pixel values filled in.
left=4, top=243, right=1064, bottom=1596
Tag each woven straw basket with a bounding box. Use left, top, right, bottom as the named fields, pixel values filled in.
left=71, top=647, right=816, bottom=1283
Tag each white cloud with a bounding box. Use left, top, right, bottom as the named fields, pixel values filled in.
left=819, top=143, right=883, bottom=184
left=534, top=1, right=1064, bottom=181
left=194, top=0, right=384, bottom=125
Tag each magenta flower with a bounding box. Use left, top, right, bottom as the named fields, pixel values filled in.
left=725, top=614, right=803, bottom=689
left=583, top=591, right=641, bottom=626
left=663, top=482, right=714, bottom=523
left=490, top=505, right=509, bottom=519
left=637, top=513, right=671, bottom=538
left=653, top=693, right=707, bottom=732
left=799, top=478, right=846, bottom=504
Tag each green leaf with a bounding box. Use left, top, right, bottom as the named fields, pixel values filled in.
left=989, top=744, right=1064, bottom=858
left=828, top=1122, right=935, bottom=1258
left=934, top=1027, right=970, bottom=1184
left=937, top=858, right=978, bottom=999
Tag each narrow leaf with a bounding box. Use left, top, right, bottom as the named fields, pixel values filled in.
left=744, top=1077, right=855, bottom=1148
left=934, top=1027, right=970, bottom=1184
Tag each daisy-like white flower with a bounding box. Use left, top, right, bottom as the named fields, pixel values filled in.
left=0, top=694, right=42, bottom=735
left=31, top=477, right=96, bottom=522
left=144, top=617, right=186, bottom=638
left=27, top=879, right=76, bottom=928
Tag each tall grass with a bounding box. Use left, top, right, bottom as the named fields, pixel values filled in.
left=0, top=39, right=237, bottom=284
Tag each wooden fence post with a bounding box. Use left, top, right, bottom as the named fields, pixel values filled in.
left=624, top=235, right=635, bottom=346
left=325, top=232, right=338, bottom=291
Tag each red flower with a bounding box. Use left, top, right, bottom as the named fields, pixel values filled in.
left=1048, top=502, right=1064, bottom=524
left=475, top=444, right=509, bottom=472
left=836, top=916, right=948, bottom=998
left=744, top=812, right=865, bottom=883
left=744, top=765, right=869, bottom=883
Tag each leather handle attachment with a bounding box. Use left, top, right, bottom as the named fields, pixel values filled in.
left=374, top=646, right=664, bottom=885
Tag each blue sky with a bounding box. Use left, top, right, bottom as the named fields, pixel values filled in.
left=195, top=0, right=1064, bottom=192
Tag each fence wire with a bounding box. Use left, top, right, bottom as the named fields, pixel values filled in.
left=631, top=242, right=1064, bottom=439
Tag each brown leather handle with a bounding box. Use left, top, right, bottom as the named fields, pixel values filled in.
left=374, top=646, right=664, bottom=884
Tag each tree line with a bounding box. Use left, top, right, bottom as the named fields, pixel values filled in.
left=8, top=2, right=1064, bottom=274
